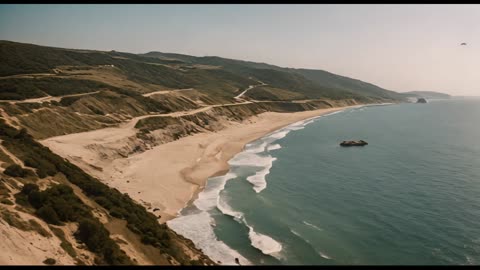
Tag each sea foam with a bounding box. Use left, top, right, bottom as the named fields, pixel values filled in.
left=168, top=172, right=251, bottom=265
left=267, top=144, right=282, bottom=151
left=246, top=157, right=277, bottom=193
left=247, top=224, right=283, bottom=255
left=194, top=172, right=238, bottom=211
left=169, top=106, right=356, bottom=264
left=167, top=212, right=250, bottom=265
left=217, top=196, right=283, bottom=257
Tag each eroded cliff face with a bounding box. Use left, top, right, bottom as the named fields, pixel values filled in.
left=0, top=122, right=216, bottom=266
left=0, top=174, right=94, bottom=265
left=133, top=99, right=360, bottom=157
left=0, top=40, right=404, bottom=265
left=46, top=99, right=361, bottom=166
left=0, top=171, right=215, bottom=266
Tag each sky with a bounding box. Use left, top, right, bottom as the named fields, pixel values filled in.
left=1, top=4, right=479, bottom=96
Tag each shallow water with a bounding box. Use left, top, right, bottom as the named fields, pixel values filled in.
left=168, top=98, right=480, bottom=265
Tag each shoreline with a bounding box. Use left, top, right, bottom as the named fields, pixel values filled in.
left=173, top=104, right=363, bottom=219
left=42, top=104, right=364, bottom=224
left=165, top=103, right=366, bottom=265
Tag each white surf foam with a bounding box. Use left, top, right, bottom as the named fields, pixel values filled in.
left=267, top=144, right=281, bottom=151
left=289, top=228, right=331, bottom=260
left=216, top=196, right=244, bottom=221
left=245, top=141, right=268, bottom=154
left=194, top=172, right=237, bottom=211
left=246, top=157, right=277, bottom=193
left=245, top=220, right=282, bottom=256
left=229, top=152, right=273, bottom=167
left=303, top=221, right=323, bottom=231
left=217, top=197, right=283, bottom=257
left=290, top=229, right=302, bottom=237
left=268, top=130, right=290, bottom=140
left=318, top=251, right=332, bottom=260
left=167, top=212, right=250, bottom=265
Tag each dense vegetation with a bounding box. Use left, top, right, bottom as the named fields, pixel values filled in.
left=144, top=51, right=406, bottom=102
left=0, top=119, right=207, bottom=265
left=3, top=164, right=35, bottom=178
left=15, top=182, right=132, bottom=265
left=0, top=77, right=117, bottom=100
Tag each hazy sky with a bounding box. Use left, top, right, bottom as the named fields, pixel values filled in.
left=1, top=4, right=479, bottom=96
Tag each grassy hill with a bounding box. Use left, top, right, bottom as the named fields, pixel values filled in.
left=0, top=40, right=409, bottom=140
left=143, top=51, right=406, bottom=102
left=292, top=68, right=405, bottom=100
left=0, top=40, right=405, bottom=104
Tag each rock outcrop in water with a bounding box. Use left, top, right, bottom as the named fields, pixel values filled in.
left=416, top=98, right=427, bottom=103
left=340, top=140, right=368, bottom=147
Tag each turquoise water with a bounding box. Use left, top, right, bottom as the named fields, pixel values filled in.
left=168, top=98, right=480, bottom=265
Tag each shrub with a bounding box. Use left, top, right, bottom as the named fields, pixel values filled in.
left=75, top=219, right=132, bottom=265
left=50, top=226, right=77, bottom=258
left=0, top=120, right=177, bottom=264
left=14, top=193, right=29, bottom=207
left=0, top=198, right=13, bottom=205
left=21, top=183, right=39, bottom=195
left=28, top=219, right=52, bottom=237
left=43, top=258, right=56, bottom=265
left=23, top=184, right=90, bottom=223
left=27, top=190, right=46, bottom=209
left=3, top=164, right=34, bottom=178
left=36, top=205, right=62, bottom=225
left=24, top=157, right=56, bottom=177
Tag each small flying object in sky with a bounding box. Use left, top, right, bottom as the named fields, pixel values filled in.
left=460, top=42, right=467, bottom=46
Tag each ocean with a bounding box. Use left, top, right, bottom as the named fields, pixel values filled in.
left=167, top=98, right=480, bottom=265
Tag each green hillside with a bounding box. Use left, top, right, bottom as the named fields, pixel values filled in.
left=0, top=40, right=405, bottom=103
left=143, top=51, right=406, bottom=102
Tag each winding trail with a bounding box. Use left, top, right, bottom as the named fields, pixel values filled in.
left=142, top=88, right=194, bottom=97
left=0, top=91, right=101, bottom=104
left=234, top=81, right=267, bottom=100
left=0, top=73, right=57, bottom=80
left=42, top=97, right=330, bottom=143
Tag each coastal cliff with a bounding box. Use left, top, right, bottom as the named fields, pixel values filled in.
left=0, top=40, right=405, bottom=265
left=0, top=120, right=215, bottom=265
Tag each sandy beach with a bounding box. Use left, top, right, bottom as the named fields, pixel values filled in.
left=42, top=105, right=357, bottom=223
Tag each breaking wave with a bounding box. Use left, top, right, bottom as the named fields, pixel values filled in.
left=231, top=108, right=352, bottom=194
left=246, top=157, right=277, bottom=193
left=168, top=106, right=356, bottom=264
left=194, top=172, right=238, bottom=211
left=289, top=228, right=331, bottom=260
left=267, top=144, right=281, bottom=151
left=217, top=196, right=283, bottom=256
left=248, top=224, right=283, bottom=255
left=167, top=212, right=250, bottom=265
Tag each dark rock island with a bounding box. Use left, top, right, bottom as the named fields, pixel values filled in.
left=340, top=140, right=368, bottom=147
left=416, top=98, right=427, bottom=103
